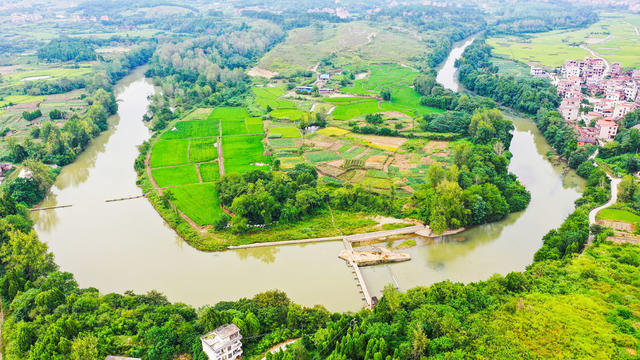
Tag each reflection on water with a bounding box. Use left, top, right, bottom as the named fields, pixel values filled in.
left=363, top=114, right=584, bottom=297
left=34, top=50, right=584, bottom=313
left=435, top=36, right=476, bottom=92
left=34, top=68, right=363, bottom=312
left=362, top=40, right=585, bottom=298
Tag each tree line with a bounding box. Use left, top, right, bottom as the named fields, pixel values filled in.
left=3, top=89, right=117, bottom=206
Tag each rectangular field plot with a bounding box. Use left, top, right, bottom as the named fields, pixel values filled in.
left=222, top=135, right=271, bottom=173
left=221, top=120, right=247, bottom=136
left=209, top=107, right=251, bottom=121
left=189, top=138, right=218, bottom=163
left=269, top=138, right=299, bottom=148
left=245, top=117, right=265, bottom=134
left=170, top=183, right=224, bottom=226
left=161, top=119, right=220, bottom=140
left=152, top=165, right=200, bottom=188
left=271, top=109, right=304, bottom=120
left=182, top=108, right=214, bottom=121
left=150, top=139, right=190, bottom=168
left=305, top=151, right=342, bottom=164
left=199, top=162, right=221, bottom=182
left=268, top=126, right=300, bottom=138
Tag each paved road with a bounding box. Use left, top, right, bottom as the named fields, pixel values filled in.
left=587, top=151, right=621, bottom=244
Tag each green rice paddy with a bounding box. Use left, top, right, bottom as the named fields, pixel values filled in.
left=149, top=107, right=268, bottom=225
left=268, top=126, right=301, bottom=138
left=189, top=138, right=218, bottom=163
left=151, top=165, right=200, bottom=188
left=149, top=139, right=190, bottom=168
left=169, top=183, right=224, bottom=226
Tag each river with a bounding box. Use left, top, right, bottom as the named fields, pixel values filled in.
left=435, top=35, right=476, bottom=92
left=34, top=43, right=583, bottom=312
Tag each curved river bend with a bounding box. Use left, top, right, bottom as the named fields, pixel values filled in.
left=34, top=47, right=583, bottom=311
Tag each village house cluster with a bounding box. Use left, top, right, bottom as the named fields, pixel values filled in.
left=550, top=57, right=639, bottom=145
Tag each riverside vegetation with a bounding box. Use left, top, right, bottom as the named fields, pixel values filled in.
left=1, top=0, right=639, bottom=359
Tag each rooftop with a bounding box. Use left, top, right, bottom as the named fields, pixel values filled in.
left=105, top=357, right=142, bottom=360
left=201, top=323, right=241, bottom=350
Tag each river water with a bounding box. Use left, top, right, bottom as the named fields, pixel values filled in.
left=435, top=36, right=476, bottom=92
left=34, top=44, right=583, bottom=312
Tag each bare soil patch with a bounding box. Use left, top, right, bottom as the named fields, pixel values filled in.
left=598, top=219, right=634, bottom=232
left=382, top=111, right=410, bottom=119
left=422, top=141, right=449, bottom=152
left=366, top=155, right=388, bottom=169
left=248, top=67, right=278, bottom=78
left=392, top=154, right=417, bottom=170
left=0, top=65, right=19, bottom=75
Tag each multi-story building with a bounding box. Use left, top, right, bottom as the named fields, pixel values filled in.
left=611, top=62, right=622, bottom=76
left=201, top=324, right=243, bottom=360
left=613, top=102, right=637, bottom=119
left=596, top=119, right=619, bottom=141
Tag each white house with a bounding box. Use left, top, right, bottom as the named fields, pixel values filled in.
left=201, top=324, right=243, bottom=360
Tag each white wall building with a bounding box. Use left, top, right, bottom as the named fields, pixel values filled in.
left=201, top=324, right=243, bottom=360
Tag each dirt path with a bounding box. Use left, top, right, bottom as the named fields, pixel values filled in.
left=261, top=338, right=300, bottom=360
left=195, top=164, right=203, bottom=182
left=145, top=148, right=161, bottom=194
left=227, top=224, right=427, bottom=249
left=627, top=22, right=639, bottom=36
left=217, top=128, right=225, bottom=176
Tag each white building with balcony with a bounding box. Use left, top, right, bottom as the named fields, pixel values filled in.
left=201, top=324, right=243, bottom=360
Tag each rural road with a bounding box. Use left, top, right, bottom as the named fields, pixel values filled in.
left=261, top=338, right=300, bottom=360
left=587, top=151, right=621, bottom=245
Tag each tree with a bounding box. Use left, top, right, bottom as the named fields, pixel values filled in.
left=617, top=175, right=637, bottom=203
left=71, top=334, right=98, bottom=360
left=49, top=109, right=64, bottom=120
left=0, top=230, right=55, bottom=290
left=380, top=88, right=392, bottom=101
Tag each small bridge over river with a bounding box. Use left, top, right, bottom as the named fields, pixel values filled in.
left=229, top=224, right=429, bottom=308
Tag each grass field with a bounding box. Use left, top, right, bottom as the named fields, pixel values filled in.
left=189, top=138, right=218, bottom=163
left=151, top=165, right=200, bottom=188
left=170, top=183, right=224, bottom=226
left=161, top=119, right=220, bottom=140
left=2, top=65, right=94, bottom=84
left=199, top=162, right=221, bottom=182
left=487, top=13, right=640, bottom=67
left=268, top=126, right=301, bottom=138
left=258, top=22, right=426, bottom=73
left=597, top=208, right=640, bottom=225
left=150, top=139, right=190, bottom=168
